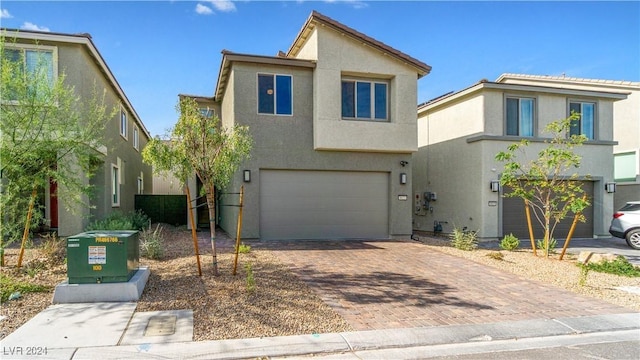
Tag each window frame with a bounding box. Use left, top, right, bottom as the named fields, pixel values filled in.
left=133, top=125, right=139, bottom=151
left=111, top=164, right=120, bottom=207
left=120, top=108, right=128, bottom=139
left=341, top=77, right=389, bottom=122
left=568, top=99, right=597, bottom=140
left=2, top=43, right=58, bottom=104
left=256, top=73, right=293, bottom=116
left=504, top=95, right=536, bottom=137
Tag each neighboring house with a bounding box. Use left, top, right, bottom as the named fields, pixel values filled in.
left=1, top=29, right=153, bottom=236
left=496, top=74, right=640, bottom=210
left=413, top=78, right=627, bottom=240
left=185, top=11, right=431, bottom=240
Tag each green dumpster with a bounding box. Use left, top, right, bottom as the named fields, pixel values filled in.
left=66, top=230, right=139, bottom=284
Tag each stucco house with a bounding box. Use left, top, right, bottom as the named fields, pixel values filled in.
left=185, top=11, right=431, bottom=240
left=413, top=78, right=627, bottom=240
left=1, top=29, right=153, bottom=236
left=496, top=74, right=640, bottom=210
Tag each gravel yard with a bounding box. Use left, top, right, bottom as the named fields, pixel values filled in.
left=1, top=225, right=639, bottom=341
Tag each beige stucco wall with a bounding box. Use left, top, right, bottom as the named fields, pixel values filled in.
left=293, top=26, right=418, bottom=153
left=414, top=86, right=617, bottom=239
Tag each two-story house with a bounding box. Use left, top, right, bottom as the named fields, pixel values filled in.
left=1, top=29, right=153, bottom=236
left=496, top=74, right=640, bottom=210
left=413, top=79, right=627, bottom=240
left=186, top=11, right=431, bottom=240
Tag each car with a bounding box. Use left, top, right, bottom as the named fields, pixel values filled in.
left=609, top=201, right=640, bottom=250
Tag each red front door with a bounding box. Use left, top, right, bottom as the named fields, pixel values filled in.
left=50, top=178, right=58, bottom=229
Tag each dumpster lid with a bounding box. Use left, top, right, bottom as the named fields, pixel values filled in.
left=68, top=230, right=139, bottom=239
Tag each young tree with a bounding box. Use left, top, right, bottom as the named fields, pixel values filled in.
left=495, top=113, right=591, bottom=257
left=172, top=97, right=252, bottom=275
left=1, top=37, right=115, bottom=265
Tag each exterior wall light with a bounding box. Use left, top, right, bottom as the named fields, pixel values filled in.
left=400, top=173, right=407, bottom=184
left=490, top=180, right=500, bottom=192
left=605, top=182, right=616, bottom=193
left=243, top=170, right=251, bottom=183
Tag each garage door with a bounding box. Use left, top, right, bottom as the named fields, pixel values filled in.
left=260, top=170, right=389, bottom=240
left=502, top=181, right=594, bottom=239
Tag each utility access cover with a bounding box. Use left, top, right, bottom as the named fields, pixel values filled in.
left=144, top=315, right=177, bottom=336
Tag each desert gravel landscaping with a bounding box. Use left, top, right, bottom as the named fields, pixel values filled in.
left=1, top=224, right=639, bottom=341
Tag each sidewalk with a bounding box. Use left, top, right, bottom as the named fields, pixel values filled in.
left=1, top=307, right=638, bottom=360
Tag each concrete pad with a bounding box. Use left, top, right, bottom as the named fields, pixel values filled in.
left=1, top=302, right=137, bottom=349
left=119, top=310, right=193, bottom=345
left=52, top=267, right=149, bottom=303
left=73, top=333, right=350, bottom=360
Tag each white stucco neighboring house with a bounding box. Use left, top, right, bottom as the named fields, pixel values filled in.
left=496, top=74, right=640, bottom=210
left=413, top=78, right=627, bottom=240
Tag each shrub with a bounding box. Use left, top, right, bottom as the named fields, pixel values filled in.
left=450, top=227, right=478, bottom=251
left=536, top=238, right=557, bottom=255
left=236, top=243, right=251, bottom=254
left=584, top=256, right=640, bottom=277
left=86, top=210, right=149, bottom=231
left=486, top=251, right=504, bottom=261
left=140, top=224, right=165, bottom=260
left=499, top=233, right=520, bottom=251
left=0, top=273, right=49, bottom=302
left=40, top=232, right=66, bottom=264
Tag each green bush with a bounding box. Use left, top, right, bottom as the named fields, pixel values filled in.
left=140, top=224, right=165, bottom=260
left=450, top=228, right=478, bottom=251
left=236, top=243, right=251, bottom=254
left=86, top=210, right=149, bottom=231
left=584, top=256, right=640, bottom=277
left=536, top=238, right=557, bottom=255
left=0, top=273, right=49, bottom=302
left=499, top=233, right=520, bottom=251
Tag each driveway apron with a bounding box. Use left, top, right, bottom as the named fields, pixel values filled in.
left=261, top=239, right=631, bottom=331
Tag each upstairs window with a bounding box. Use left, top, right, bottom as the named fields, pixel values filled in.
left=120, top=108, right=128, bottom=139
left=133, top=125, right=139, bottom=151
left=614, top=152, right=637, bottom=182
left=505, top=97, right=534, bottom=137
left=2, top=44, right=56, bottom=101
left=111, top=164, right=120, bottom=207
left=341, top=79, right=388, bottom=121
left=569, top=101, right=595, bottom=139
left=258, top=74, right=292, bottom=115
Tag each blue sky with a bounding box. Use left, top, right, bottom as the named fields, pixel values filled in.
left=1, top=1, right=639, bottom=136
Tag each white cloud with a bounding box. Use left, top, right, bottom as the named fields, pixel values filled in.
left=196, top=3, right=213, bottom=15
left=1, top=9, right=12, bottom=18
left=209, top=0, right=236, bottom=13
left=21, top=22, right=50, bottom=32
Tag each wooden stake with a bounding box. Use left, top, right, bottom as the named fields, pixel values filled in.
left=186, top=186, right=202, bottom=276
left=525, top=199, right=537, bottom=256
left=559, top=194, right=587, bottom=261
left=17, top=187, right=38, bottom=268
left=233, top=185, right=244, bottom=276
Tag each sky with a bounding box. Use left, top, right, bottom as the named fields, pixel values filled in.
left=1, top=1, right=639, bottom=137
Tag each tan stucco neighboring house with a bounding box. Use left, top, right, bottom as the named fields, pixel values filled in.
left=413, top=79, right=627, bottom=240
left=185, top=11, right=431, bottom=240
left=1, top=28, right=153, bottom=236
left=496, top=74, right=640, bottom=210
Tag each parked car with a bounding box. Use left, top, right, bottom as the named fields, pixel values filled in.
left=609, top=201, right=640, bottom=250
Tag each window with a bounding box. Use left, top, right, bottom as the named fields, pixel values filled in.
left=258, top=74, right=292, bottom=115
left=200, top=108, right=214, bottom=118
left=614, top=152, right=637, bottom=182
left=120, top=109, right=128, bottom=139
left=341, top=79, right=388, bottom=121
left=111, top=164, right=120, bottom=207
left=569, top=101, right=595, bottom=139
left=2, top=44, right=57, bottom=101
left=137, top=172, right=144, bottom=194
left=505, top=97, right=534, bottom=137
left=133, top=125, right=139, bottom=151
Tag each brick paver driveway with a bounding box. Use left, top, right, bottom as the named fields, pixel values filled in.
left=260, top=239, right=631, bottom=331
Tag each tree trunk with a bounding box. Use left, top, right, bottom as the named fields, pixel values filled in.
left=185, top=186, right=202, bottom=276
left=206, top=185, right=219, bottom=276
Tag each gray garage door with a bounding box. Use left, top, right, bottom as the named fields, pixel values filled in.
left=502, top=181, right=594, bottom=239
left=260, top=170, right=389, bottom=240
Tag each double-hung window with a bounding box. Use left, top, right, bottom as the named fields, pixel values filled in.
left=569, top=101, right=595, bottom=139
left=111, top=164, right=120, bottom=207
left=2, top=44, right=57, bottom=101
left=120, top=108, right=128, bottom=139
left=133, top=125, right=139, bottom=151
left=505, top=97, right=534, bottom=137
left=341, top=79, right=388, bottom=121
left=258, top=74, right=292, bottom=115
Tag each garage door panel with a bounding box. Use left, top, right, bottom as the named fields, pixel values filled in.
left=260, top=170, right=389, bottom=240
left=502, top=181, right=594, bottom=239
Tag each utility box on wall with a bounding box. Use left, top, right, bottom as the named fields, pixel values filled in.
left=66, top=230, right=139, bottom=284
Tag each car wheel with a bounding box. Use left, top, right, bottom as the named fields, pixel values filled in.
left=626, top=229, right=640, bottom=250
